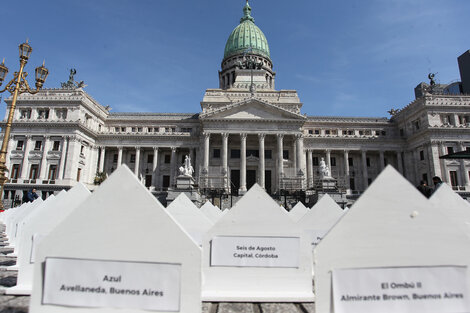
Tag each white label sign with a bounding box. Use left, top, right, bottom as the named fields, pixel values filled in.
left=43, top=258, right=181, bottom=311
left=333, top=266, right=469, bottom=313
left=210, top=236, right=300, bottom=268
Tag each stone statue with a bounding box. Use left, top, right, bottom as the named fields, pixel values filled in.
left=319, top=157, right=331, bottom=179
left=61, top=68, right=87, bottom=89
left=428, top=73, right=436, bottom=87
left=179, top=155, right=194, bottom=177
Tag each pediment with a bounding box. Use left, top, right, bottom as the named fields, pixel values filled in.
left=200, top=98, right=306, bottom=121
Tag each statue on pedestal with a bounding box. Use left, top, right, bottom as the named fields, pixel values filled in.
left=179, top=155, right=194, bottom=177
left=319, top=157, right=331, bottom=179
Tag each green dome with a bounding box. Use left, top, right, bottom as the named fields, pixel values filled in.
left=223, top=1, right=271, bottom=60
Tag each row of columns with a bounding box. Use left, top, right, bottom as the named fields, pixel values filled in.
left=99, top=146, right=196, bottom=188
left=202, top=132, right=306, bottom=193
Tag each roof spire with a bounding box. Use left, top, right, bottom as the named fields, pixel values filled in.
left=240, top=0, right=255, bottom=23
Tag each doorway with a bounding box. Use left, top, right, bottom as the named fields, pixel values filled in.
left=247, top=170, right=256, bottom=190
left=231, top=170, right=240, bottom=195
left=265, top=170, right=272, bottom=194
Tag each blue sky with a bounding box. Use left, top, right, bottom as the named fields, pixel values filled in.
left=1, top=0, right=468, bottom=117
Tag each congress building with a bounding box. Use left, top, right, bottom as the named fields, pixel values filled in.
left=2, top=2, right=470, bottom=208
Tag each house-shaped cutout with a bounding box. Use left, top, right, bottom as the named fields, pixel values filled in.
left=202, top=184, right=313, bottom=302
left=314, top=166, right=470, bottom=313
left=29, top=165, right=202, bottom=313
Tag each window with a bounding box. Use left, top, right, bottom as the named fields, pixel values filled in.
left=76, top=168, right=81, bottom=181
left=246, top=150, right=259, bottom=158
left=29, top=164, right=39, bottom=179
left=154, top=127, right=159, bottom=132
left=420, top=150, right=424, bottom=160
left=52, top=141, right=60, bottom=151
left=115, top=127, right=120, bottom=132
left=34, top=141, right=42, bottom=151
left=366, top=157, right=370, bottom=167
left=381, top=131, right=386, bottom=136
left=265, top=150, right=272, bottom=159
left=331, top=157, right=336, bottom=166
left=314, top=130, right=320, bottom=135
left=16, top=140, right=24, bottom=150
left=164, top=154, right=171, bottom=164
left=308, top=130, right=313, bottom=134
left=147, top=154, right=153, bottom=163
left=113, top=154, right=118, bottom=163
left=162, top=175, right=170, bottom=188
left=447, top=147, right=454, bottom=154
left=325, top=130, right=331, bottom=135
left=422, top=173, right=428, bottom=185
left=48, top=165, right=57, bottom=180
left=312, top=157, right=319, bottom=166
left=466, top=147, right=470, bottom=152
left=171, top=128, right=176, bottom=132
left=80, top=145, right=85, bottom=154
left=347, top=130, right=354, bottom=135
left=19, top=109, right=31, bottom=119
left=449, top=171, right=458, bottom=187
left=414, top=119, right=420, bottom=130
left=283, top=150, right=289, bottom=160
left=121, top=127, right=126, bottom=132
left=213, top=149, right=221, bottom=158
left=130, top=154, right=136, bottom=163
left=132, top=127, right=136, bottom=132
left=365, top=130, right=371, bottom=136
left=11, top=164, right=20, bottom=179
left=137, top=127, right=142, bottom=132
left=359, top=130, right=364, bottom=136
left=348, top=157, right=353, bottom=166
left=231, top=149, right=241, bottom=159
left=37, top=109, right=49, bottom=119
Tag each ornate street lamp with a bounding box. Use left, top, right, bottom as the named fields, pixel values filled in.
left=0, top=40, right=49, bottom=208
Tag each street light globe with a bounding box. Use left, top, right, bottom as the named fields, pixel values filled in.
left=19, top=41, right=33, bottom=61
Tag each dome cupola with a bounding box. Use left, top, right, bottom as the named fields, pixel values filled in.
left=223, top=1, right=271, bottom=61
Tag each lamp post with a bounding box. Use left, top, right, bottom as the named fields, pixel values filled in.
left=0, top=40, right=49, bottom=208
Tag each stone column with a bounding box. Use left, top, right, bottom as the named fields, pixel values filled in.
left=203, top=132, right=210, bottom=174
left=292, top=137, right=297, bottom=173
left=4, top=135, right=14, bottom=172
left=58, top=136, right=69, bottom=180
left=307, top=149, right=313, bottom=188
left=459, top=143, right=469, bottom=186
left=117, top=147, right=123, bottom=166
left=325, top=149, right=331, bottom=171
left=20, top=135, right=32, bottom=179
left=344, top=150, right=350, bottom=191
left=153, top=147, right=159, bottom=188
left=258, top=133, right=265, bottom=189
left=170, top=147, right=177, bottom=186
left=63, top=137, right=80, bottom=181
left=379, top=150, right=385, bottom=172
left=396, top=150, right=403, bottom=174
left=99, top=146, right=106, bottom=172
left=222, top=133, right=229, bottom=188
left=439, top=142, right=450, bottom=183
left=298, top=135, right=306, bottom=177
left=239, top=133, right=247, bottom=193
left=277, top=134, right=284, bottom=189
left=39, top=136, right=51, bottom=180
left=361, top=150, right=368, bottom=190
left=134, top=147, right=141, bottom=176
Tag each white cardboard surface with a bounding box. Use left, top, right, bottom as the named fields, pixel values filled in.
left=314, top=166, right=470, bottom=313
left=297, top=194, right=344, bottom=249
left=202, top=184, right=313, bottom=302
left=200, top=202, right=223, bottom=223
left=288, top=202, right=308, bottom=222
left=429, top=183, right=470, bottom=239
left=167, top=194, right=213, bottom=246
left=29, top=165, right=202, bottom=313
left=7, top=184, right=90, bottom=295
